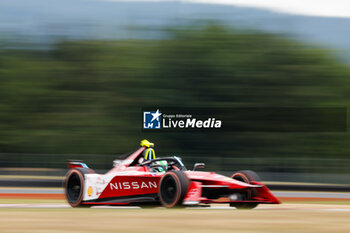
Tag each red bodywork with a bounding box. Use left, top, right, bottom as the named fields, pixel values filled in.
left=67, top=146, right=280, bottom=206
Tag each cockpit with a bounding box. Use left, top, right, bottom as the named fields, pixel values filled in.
left=138, top=157, right=187, bottom=172
left=112, top=140, right=187, bottom=173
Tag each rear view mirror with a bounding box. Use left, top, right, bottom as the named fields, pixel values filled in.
left=193, top=163, right=205, bottom=171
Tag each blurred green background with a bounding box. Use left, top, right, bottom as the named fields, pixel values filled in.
left=0, top=1, right=350, bottom=184
left=1, top=25, right=350, bottom=182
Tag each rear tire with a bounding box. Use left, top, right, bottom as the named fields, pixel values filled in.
left=230, top=170, right=261, bottom=209
left=64, top=168, right=95, bottom=207
left=158, top=171, right=189, bottom=208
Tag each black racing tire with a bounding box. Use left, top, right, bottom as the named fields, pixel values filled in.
left=230, top=170, right=261, bottom=209
left=64, top=167, right=95, bottom=207
left=158, top=171, right=190, bottom=208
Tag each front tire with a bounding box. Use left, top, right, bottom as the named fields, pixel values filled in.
left=64, top=168, right=94, bottom=207
left=230, top=170, right=261, bottom=209
left=158, top=171, right=189, bottom=208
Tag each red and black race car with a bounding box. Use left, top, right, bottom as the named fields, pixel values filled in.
left=64, top=140, right=280, bottom=209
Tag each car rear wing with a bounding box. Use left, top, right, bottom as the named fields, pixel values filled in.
left=67, top=160, right=89, bottom=169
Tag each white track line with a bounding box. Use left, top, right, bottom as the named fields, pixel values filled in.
left=1, top=204, right=350, bottom=212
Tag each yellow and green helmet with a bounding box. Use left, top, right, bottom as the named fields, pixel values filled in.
left=141, top=139, right=156, bottom=160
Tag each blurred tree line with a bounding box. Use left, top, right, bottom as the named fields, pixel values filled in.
left=0, top=25, right=349, bottom=170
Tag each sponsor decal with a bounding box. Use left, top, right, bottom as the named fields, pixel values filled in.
left=87, top=186, right=93, bottom=197
left=110, top=181, right=157, bottom=190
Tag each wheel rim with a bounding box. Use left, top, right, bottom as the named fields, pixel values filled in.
left=66, top=172, right=82, bottom=204
left=161, top=175, right=178, bottom=205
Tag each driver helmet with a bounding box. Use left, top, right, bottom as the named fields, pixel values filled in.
left=143, top=148, right=156, bottom=161
left=141, top=139, right=156, bottom=161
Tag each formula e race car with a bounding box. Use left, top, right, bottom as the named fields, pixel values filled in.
left=64, top=140, right=280, bottom=209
